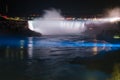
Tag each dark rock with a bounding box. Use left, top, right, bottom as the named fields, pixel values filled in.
left=0, top=20, right=41, bottom=37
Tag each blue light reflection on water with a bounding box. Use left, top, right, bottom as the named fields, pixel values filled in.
left=0, top=37, right=28, bottom=48
left=38, top=41, right=120, bottom=47
left=33, top=39, right=120, bottom=51
left=0, top=37, right=120, bottom=48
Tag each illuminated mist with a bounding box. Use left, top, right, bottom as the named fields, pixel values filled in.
left=105, top=7, right=120, bottom=18
left=99, top=7, right=120, bottom=23
left=28, top=9, right=86, bottom=35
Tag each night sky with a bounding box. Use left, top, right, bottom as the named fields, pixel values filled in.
left=7, top=0, right=120, bottom=17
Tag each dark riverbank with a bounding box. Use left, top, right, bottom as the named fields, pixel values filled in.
left=0, top=17, right=41, bottom=37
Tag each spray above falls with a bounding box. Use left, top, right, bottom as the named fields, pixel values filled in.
left=105, top=7, right=120, bottom=18
left=28, top=9, right=86, bottom=35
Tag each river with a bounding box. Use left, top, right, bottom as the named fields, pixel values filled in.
left=0, top=35, right=120, bottom=80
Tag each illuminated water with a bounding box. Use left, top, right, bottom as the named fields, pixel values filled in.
left=0, top=35, right=120, bottom=80
left=28, top=20, right=86, bottom=35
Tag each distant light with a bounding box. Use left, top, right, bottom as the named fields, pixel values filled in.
left=66, top=17, right=73, bottom=20
left=20, top=40, right=24, bottom=48
left=113, top=35, right=120, bottom=39
left=2, top=15, right=8, bottom=19
left=92, top=17, right=120, bottom=23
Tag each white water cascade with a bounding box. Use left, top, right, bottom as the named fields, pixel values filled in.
left=28, top=9, right=86, bottom=35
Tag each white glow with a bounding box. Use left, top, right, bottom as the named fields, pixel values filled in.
left=104, top=7, right=120, bottom=22
left=29, top=20, right=86, bottom=35
left=28, top=21, right=34, bottom=30
left=108, top=17, right=120, bottom=22
left=106, top=7, right=120, bottom=18
left=97, top=17, right=120, bottom=22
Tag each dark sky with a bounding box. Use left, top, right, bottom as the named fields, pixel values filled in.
left=7, top=0, right=120, bottom=16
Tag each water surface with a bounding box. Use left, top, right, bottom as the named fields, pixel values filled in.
left=0, top=35, right=120, bottom=80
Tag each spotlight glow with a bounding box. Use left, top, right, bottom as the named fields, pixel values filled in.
left=109, top=17, right=120, bottom=22
left=101, top=17, right=120, bottom=23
